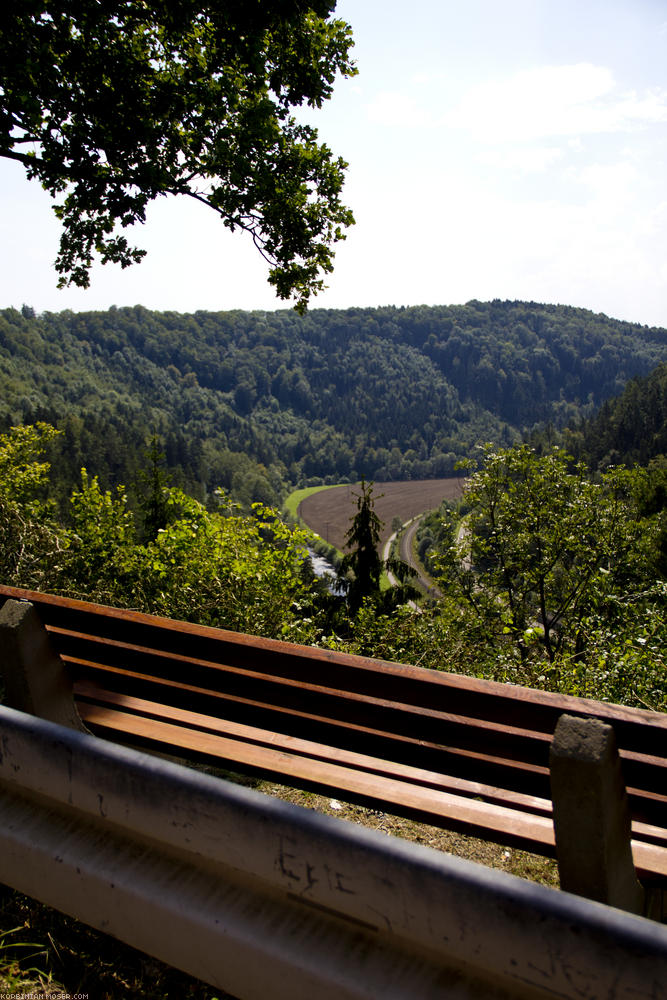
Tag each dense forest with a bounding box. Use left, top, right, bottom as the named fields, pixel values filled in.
left=0, top=310, right=666, bottom=1000
left=2, top=300, right=667, bottom=507
left=0, top=297, right=664, bottom=711
left=565, top=361, right=667, bottom=469
left=1, top=296, right=665, bottom=708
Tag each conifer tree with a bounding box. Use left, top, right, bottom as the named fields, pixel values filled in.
left=339, top=478, right=383, bottom=613
left=339, top=479, right=418, bottom=615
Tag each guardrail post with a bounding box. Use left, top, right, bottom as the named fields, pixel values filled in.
left=0, top=598, right=85, bottom=731
left=550, top=713, right=645, bottom=915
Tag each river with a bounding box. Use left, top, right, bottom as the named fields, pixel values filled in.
left=308, top=548, right=346, bottom=595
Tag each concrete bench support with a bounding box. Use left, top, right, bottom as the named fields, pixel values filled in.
left=0, top=598, right=85, bottom=732
left=550, top=713, right=645, bottom=915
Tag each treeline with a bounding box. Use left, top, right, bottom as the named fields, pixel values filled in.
left=2, top=301, right=667, bottom=506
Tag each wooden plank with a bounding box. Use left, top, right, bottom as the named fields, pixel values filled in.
left=74, top=702, right=667, bottom=879
left=66, top=643, right=667, bottom=822
left=60, top=634, right=554, bottom=754
left=70, top=656, right=556, bottom=799
left=74, top=701, right=667, bottom=878
left=4, top=585, right=666, bottom=746
left=75, top=679, right=554, bottom=816
left=5, top=588, right=664, bottom=796
left=77, top=701, right=560, bottom=855
left=76, top=683, right=667, bottom=857
left=3, top=586, right=667, bottom=877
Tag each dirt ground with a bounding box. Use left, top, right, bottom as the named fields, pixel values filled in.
left=298, top=477, right=464, bottom=552
left=259, top=780, right=560, bottom=890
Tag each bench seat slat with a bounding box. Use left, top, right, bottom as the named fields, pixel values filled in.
left=68, top=650, right=667, bottom=829
left=74, top=679, right=554, bottom=817
left=76, top=700, right=667, bottom=879
left=77, top=701, right=560, bottom=855
left=70, top=657, right=558, bottom=801
left=44, top=623, right=667, bottom=776
left=3, top=585, right=667, bottom=885
left=75, top=682, right=667, bottom=856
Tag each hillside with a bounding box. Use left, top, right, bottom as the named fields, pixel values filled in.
left=2, top=301, right=666, bottom=507
left=569, top=362, right=667, bottom=468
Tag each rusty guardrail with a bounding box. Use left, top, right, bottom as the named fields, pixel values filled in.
left=1, top=703, right=667, bottom=999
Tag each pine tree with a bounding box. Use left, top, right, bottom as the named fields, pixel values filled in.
left=339, top=478, right=383, bottom=613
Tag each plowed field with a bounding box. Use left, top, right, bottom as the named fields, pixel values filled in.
left=298, top=478, right=464, bottom=552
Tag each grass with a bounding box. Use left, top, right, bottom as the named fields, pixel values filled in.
left=282, top=483, right=336, bottom=520
left=283, top=484, right=348, bottom=567
left=0, top=884, right=233, bottom=999
left=261, top=781, right=560, bottom=889
left=0, top=922, right=66, bottom=996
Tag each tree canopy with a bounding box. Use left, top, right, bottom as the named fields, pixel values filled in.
left=430, top=445, right=659, bottom=668
left=0, top=420, right=664, bottom=712
left=0, top=1, right=356, bottom=310
left=2, top=301, right=667, bottom=507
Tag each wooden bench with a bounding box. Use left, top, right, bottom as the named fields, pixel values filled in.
left=1, top=584, right=666, bottom=916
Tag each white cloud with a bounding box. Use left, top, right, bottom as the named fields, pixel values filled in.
left=478, top=146, right=564, bottom=173
left=565, top=160, right=641, bottom=211
left=313, top=134, right=667, bottom=327
left=636, top=200, right=667, bottom=240
left=444, top=63, right=667, bottom=141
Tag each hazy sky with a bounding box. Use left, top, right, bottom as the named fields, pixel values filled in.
left=3, top=0, right=667, bottom=325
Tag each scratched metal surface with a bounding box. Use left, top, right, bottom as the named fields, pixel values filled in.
left=1, top=705, right=667, bottom=999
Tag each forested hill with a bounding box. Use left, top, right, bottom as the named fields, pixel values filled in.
left=2, top=300, right=667, bottom=506
left=571, top=362, right=667, bottom=468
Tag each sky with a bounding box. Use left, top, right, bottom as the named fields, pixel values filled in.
left=2, top=0, right=667, bottom=326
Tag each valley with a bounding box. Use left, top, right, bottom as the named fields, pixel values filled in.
left=2, top=300, right=666, bottom=509
left=296, top=477, right=464, bottom=553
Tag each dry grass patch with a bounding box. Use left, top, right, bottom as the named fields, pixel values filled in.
left=259, top=780, right=560, bottom=889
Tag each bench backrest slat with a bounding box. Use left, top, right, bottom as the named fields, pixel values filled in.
left=2, top=585, right=666, bottom=832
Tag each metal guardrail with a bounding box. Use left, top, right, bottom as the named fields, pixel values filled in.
left=1, top=703, right=667, bottom=999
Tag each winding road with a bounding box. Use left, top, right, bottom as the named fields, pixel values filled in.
left=383, top=515, right=442, bottom=601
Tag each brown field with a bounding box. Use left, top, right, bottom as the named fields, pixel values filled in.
left=298, top=478, right=464, bottom=553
